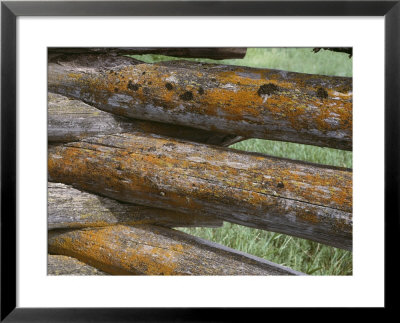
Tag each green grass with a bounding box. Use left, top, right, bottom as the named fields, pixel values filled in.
left=129, top=47, right=352, bottom=77
left=179, top=223, right=352, bottom=275
left=231, top=139, right=352, bottom=169
left=131, top=48, right=353, bottom=275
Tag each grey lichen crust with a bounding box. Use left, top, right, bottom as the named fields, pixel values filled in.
left=47, top=254, right=108, bottom=275
left=47, top=182, right=222, bottom=229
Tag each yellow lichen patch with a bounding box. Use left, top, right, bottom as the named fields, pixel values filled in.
left=276, top=169, right=352, bottom=212
left=330, top=185, right=353, bottom=210
left=124, top=243, right=181, bottom=275
left=50, top=59, right=352, bottom=149
left=332, top=216, right=353, bottom=233
left=48, top=224, right=197, bottom=275
left=90, top=226, right=185, bottom=275
left=66, top=72, right=84, bottom=81
left=49, top=133, right=352, bottom=215
left=199, top=88, right=262, bottom=119
left=297, top=210, right=321, bottom=224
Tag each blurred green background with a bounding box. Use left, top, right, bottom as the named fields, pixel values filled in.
left=130, top=48, right=353, bottom=275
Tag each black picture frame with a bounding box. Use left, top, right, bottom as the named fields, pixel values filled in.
left=1, top=1, right=398, bottom=321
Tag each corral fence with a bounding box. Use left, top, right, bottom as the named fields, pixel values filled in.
left=47, top=47, right=352, bottom=276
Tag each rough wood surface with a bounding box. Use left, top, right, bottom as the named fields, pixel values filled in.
left=48, top=224, right=304, bottom=275
left=47, top=254, right=108, bottom=275
left=48, top=53, right=352, bottom=150
left=48, top=132, right=352, bottom=250
left=48, top=47, right=247, bottom=60
left=48, top=182, right=222, bottom=229
left=48, top=92, right=244, bottom=146
left=48, top=92, right=138, bottom=142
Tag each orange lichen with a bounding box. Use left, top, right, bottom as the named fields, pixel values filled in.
left=52, top=60, right=352, bottom=150
left=48, top=225, right=192, bottom=275
left=48, top=133, right=352, bottom=216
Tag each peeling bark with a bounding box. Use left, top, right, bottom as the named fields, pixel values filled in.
left=48, top=53, right=352, bottom=150
left=48, top=182, right=222, bottom=229
left=48, top=224, right=304, bottom=275
left=48, top=133, right=352, bottom=250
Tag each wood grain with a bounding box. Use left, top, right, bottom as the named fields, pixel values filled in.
left=48, top=132, right=352, bottom=250
left=47, top=254, right=108, bottom=275
left=48, top=53, right=352, bottom=150
left=48, top=92, right=244, bottom=146
left=48, top=224, right=305, bottom=275
left=48, top=182, right=222, bottom=229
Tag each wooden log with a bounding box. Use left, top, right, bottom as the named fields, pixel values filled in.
left=48, top=92, right=244, bottom=146
left=48, top=224, right=304, bottom=275
left=48, top=133, right=352, bottom=250
left=48, top=92, right=136, bottom=143
left=47, top=254, right=108, bottom=275
left=48, top=53, right=352, bottom=150
left=48, top=182, right=223, bottom=229
left=48, top=47, right=247, bottom=60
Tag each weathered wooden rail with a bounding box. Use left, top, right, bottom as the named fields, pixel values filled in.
left=48, top=254, right=108, bottom=275
left=48, top=182, right=222, bottom=229
left=48, top=53, right=352, bottom=150
left=48, top=224, right=303, bottom=275
left=48, top=132, right=352, bottom=250
left=47, top=48, right=352, bottom=276
left=48, top=92, right=243, bottom=146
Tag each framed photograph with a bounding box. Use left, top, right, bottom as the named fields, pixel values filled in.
left=1, top=0, right=398, bottom=320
